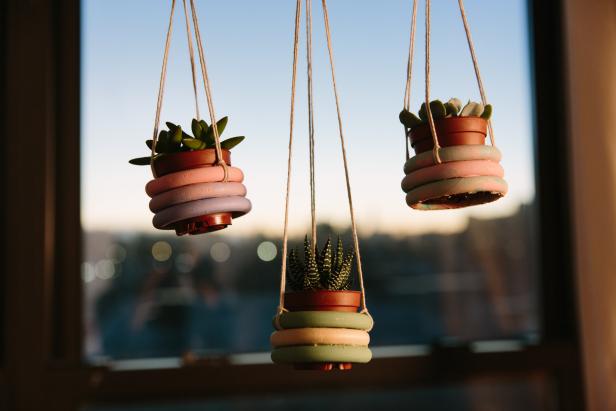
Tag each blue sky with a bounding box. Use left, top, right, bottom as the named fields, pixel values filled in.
left=81, top=0, right=535, bottom=237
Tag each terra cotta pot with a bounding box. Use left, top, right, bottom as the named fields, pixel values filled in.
left=284, top=290, right=361, bottom=313
left=409, top=116, right=487, bottom=155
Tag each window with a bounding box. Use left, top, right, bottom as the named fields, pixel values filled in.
left=2, top=0, right=582, bottom=409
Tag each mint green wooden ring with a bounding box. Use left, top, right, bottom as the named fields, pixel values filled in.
left=273, top=311, right=374, bottom=331
left=271, top=345, right=372, bottom=364
left=404, top=145, right=502, bottom=175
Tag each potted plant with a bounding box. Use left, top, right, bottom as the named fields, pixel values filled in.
left=399, top=98, right=492, bottom=155
left=271, top=236, right=372, bottom=371
left=130, top=117, right=251, bottom=235
left=398, top=98, right=507, bottom=210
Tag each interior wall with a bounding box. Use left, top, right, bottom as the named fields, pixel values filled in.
left=563, top=0, right=616, bottom=410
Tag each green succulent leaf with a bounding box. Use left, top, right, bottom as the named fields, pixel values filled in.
left=460, top=101, right=484, bottom=117
left=220, top=136, right=245, bottom=150
left=198, top=120, right=209, bottom=141
left=446, top=98, right=462, bottom=114
left=170, top=125, right=183, bottom=145
left=191, top=119, right=203, bottom=139
left=165, top=122, right=178, bottom=132
left=429, top=100, right=447, bottom=119
left=128, top=156, right=152, bottom=166
left=287, top=248, right=304, bottom=291
left=399, top=109, right=423, bottom=129
left=481, top=104, right=493, bottom=120
left=215, top=116, right=228, bottom=136
left=182, top=138, right=205, bottom=150
left=418, top=103, right=428, bottom=121
left=303, top=236, right=320, bottom=289
left=146, top=140, right=154, bottom=150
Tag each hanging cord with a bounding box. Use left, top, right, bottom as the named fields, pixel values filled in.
left=457, top=0, right=495, bottom=147
left=321, top=0, right=369, bottom=315
left=182, top=0, right=200, bottom=120
left=424, top=0, right=442, bottom=164
left=306, top=0, right=317, bottom=250
left=276, top=0, right=302, bottom=320
left=189, top=0, right=229, bottom=181
left=403, top=0, right=418, bottom=161
left=150, top=0, right=177, bottom=173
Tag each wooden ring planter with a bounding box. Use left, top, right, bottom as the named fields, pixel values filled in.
left=145, top=149, right=251, bottom=235
left=271, top=290, right=373, bottom=371
left=402, top=118, right=507, bottom=210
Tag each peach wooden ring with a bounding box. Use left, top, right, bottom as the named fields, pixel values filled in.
left=271, top=345, right=372, bottom=364
left=145, top=166, right=244, bottom=197
left=406, top=175, right=508, bottom=210
left=270, top=328, right=370, bottom=348
left=149, top=182, right=247, bottom=212
left=401, top=160, right=504, bottom=193
left=153, top=196, right=252, bottom=229
left=403, top=145, right=501, bottom=175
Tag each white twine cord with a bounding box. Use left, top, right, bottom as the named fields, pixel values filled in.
left=150, top=0, right=177, bottom=174
left=424, top=0, right=442, bottom=164
left=457, top=0, right=495, bottom=146
left=277, top=0, right=302, bottom=319
left=321, top=0, right=368, bottom=314
left=403, top=0, right=418, bottom=161
left=182, top=0, right=200, bottom=120
left=189, top=0, right=229, bottom=181
left=306, top=0, right=317, bottom=250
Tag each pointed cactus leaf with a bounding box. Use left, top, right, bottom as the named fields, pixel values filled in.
left=165, top=121, right=178, bottom=132
left=481, top=104, right=493, bottom=120
left=199, top=120, right=209, bottom=141
left=399, top=109, right=423, bottom=129
left=128, top=156, right=152, bottom=166
left=182, top=138, right=205, bottom=150
left=212, top=116, right=228, bottom=137
left=158, top=130, right=170, bottom=143
left=220, top=136, right=245, bottom=150
left=146, top=140, right=154, bottom=150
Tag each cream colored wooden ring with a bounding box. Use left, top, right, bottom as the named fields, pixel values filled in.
left=271, top=345, right=372, bottom=364
left=405, top=175, right=508, bottom=210
left=273, top=311, right=374, bottom=331
left=401, top=159, right=504, bottom=193
left=270, top=328, right=370, bottom=348
left=404, top=145, right=502, bottom=175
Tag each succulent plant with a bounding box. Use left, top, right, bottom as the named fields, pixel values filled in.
left=129, top=116, right=245, bottom=165
left=399, top=98, right=493, bottom=130
left=287, top=236, right=354, bottom=292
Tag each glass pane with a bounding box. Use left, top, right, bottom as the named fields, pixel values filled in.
left=84, top=378, right=555, bottom=411
left=82, top=0, right=538, bottom=361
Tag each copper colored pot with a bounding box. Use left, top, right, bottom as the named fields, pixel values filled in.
left=284, top=290, right=361, bottom=312
left=409, top=117, right=487, bottom=155
left=152, top=148, right=231, bottom=177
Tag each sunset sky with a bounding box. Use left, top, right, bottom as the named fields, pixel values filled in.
left=81, top=0, right=535, bottom=237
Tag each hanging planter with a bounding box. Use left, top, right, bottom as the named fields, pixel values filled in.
left=399, top=0, right=507, bottom=210
left=271, top=0, right=373, bottom=372
left=271, top=237, right=373, bottom=371
left=129, top=0, right=251, bottom=235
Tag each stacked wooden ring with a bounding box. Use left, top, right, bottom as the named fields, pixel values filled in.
left=271, top=291, right=372, bottom=371
left=402, top=117, right=507, bottom=210
left=146, top=149, right=251, bottom=235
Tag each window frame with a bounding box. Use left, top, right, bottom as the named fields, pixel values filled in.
left=1, top=0, right=584, bottom=409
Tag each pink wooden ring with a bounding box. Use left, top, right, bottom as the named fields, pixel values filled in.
left=403, top=145, right=501, bottom=175
left=153, top=196, right=252, bottom=229
left=406, top=176, right=508, bottom=210
left=270, top=328, right=370, bottom=348
left=145, top=166, right=244, bottom=197
left=149, top=182, right=247, bottom=212
left=401, top=160, right=504, bottom=193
